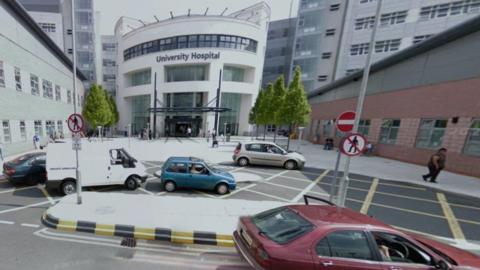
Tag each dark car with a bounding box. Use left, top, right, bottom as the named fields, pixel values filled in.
left=234, top=196, right=480, bottom=270
left=2, top=152, right=47, bottom=185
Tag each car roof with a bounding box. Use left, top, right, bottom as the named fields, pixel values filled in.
left=243, top=141, right=277, bottom=145
left=166, top=156, right=203, bottom=163
left=288, top=205, right=393, bottom=230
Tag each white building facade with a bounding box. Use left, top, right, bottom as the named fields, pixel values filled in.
left=0, top=0, right=85, bottom=156
left=28, top=11, right=64, bottom=49
left=115, top=2, right=270, bottom=137
left=101, top=35, right=117, bottom=96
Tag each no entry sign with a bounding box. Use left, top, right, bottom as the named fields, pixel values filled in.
left=336, top=111, right=356, bottom=132
left=67, top=113, right=84, bottom=133
left=340, top=133, right=366, bottom=157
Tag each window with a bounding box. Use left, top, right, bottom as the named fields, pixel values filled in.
left=103, top=74, right=116, bottom=82
left=358, top=119, right=371, bottom=136
left=325, top=29, right=336, bottom=36
left=55, top=85, right=61, bottom=101
left=346, top=69, right=360, bottom=76
left=46, top=121, right=55, bottom=137
left=419, top=1, right=480, bottom=21
left=317, top=75, right=328, bottom=82
left=15, top=67, right=22, bottom=91
left=350, top=43, right=370, bottom=55
left=42, top=79, right=53, bottom=99
left=375, top=39, right=401, bottom=53
left=380, top=10, right=408, bottom=26
left=67, top=90, right=72, bottom=104
left=322, top=52, right=332, bottom=59
left=19, top=121, right=26, bottom=141
left=322, top=120, right=333, bottom=137
left=34, top=120, right=43, bottom=136
left=413, top=35, right=433, bottom=44
left=165, top=65, right=206, bottom=82
left=464, top=119, right=480, bottom=156
left=380, top=119, right=401, bottom=144
left=123, top=34, right=258, bottom=61
left=252, top=207, right=314, bottom=244
left=245, top=144, right=263, bottom=152
left=372, top=232, right=433, bottom=264
left=38, top=22, right=56, bottom=32
left=416, top=119, right=448, bottom=149
left=223, top=66, right=245, bottom=82
left=360, top=0, right=375, bottom=3
left=30, top=74, right=39, bottom=95
left=103, top=59, right=116, bottom=67
left=330, top=4, right=340, bottom=11
left=130, top=69, right=151, bottom=86
left=355, top=16, right=375, bottom=30
left=0, top=61, right=5, bottom=87
left=102, top=43, right=116, bottom=52
left=2, top=120, right=11, bottom=143
left=166, top=162, right=187, bottom=173
left=316, top=231, right=373, bottom=260
left=57, top=120, right=63, bottom=136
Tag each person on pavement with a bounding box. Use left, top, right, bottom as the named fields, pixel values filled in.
left=0, top=139, right=4, bottom=161
left=33, top=134, right=40, bottom=150
left=422, top=148, right=447, bottom=183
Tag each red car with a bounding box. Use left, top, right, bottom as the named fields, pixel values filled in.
left=234, top=196, right=480, bottom=270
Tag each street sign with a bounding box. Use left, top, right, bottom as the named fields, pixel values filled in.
left=72, top=133, right=82, bottom=150
left=340, top=133, right=366, bottom=157
left=336, top=111, right=356, bottom=132
left=67, top=113, right=84, bottom=133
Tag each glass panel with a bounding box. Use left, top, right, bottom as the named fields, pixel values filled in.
left=130, top=69, right=151, bottom=86
left=131, top=95, right=151, bottom=134
left=326, top=231, right=373, bottom=260
left=219, top=93, right=241, bottom=135
left=172, top=93, right=194, bottom=108
left=223, top=66, right=245, bottom=82
left=165, top=65, right=207, bottom=82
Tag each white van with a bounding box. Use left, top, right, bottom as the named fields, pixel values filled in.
left=46, top=142, right=148, bottom=195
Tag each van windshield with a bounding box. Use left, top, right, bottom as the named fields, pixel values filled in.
left=252, top=207, right=314, bottom=244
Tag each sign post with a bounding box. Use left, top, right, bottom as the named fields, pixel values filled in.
left=67, top=113, right=84, bottom=204
left=329, top=111, right=356, bottom=202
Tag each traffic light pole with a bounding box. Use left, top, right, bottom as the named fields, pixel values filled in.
left=336, top=0, right=382, bottom=206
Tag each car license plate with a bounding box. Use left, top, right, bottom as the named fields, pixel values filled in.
left=241, top=229, right=253, bottom=247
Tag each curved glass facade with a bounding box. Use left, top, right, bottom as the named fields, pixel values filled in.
left=123, top=34, right=258, bottom=61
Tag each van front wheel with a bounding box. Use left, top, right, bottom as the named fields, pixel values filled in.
left=125, top=176, right=138, bottom=190
left=61, top=180, right=76, bottom=195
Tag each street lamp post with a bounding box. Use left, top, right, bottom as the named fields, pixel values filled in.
left=71, top=0, right=81, bottom=205
left=336, top=0, right=383, bottom=206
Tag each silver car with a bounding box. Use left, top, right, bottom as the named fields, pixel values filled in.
left=232, top=142, right=306, bottom=170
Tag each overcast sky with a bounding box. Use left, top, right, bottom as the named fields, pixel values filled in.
left=94, top=0, right=298, bottom=35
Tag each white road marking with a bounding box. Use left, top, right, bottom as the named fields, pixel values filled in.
left=243, top=189, right=290, bottom=202
left=156, top=191, right=166, bottom=196
left=21, top=223, right=40, bottom=228
left=0, top=200, right=56, bottom=215
left=221, top=170, right=289, bottom=199
left=229, top=167, right=244, bottom=173
left=0, top=220, right=15, bottom=225
left=262, top=181, right=304, bottom=192
left=37, top=184, right=56, bottom=205
left=137, top=188, right=154, bottom=195
left=0, top=185, right=38, bottom=194
left=291, top=170, right=330, bottom=203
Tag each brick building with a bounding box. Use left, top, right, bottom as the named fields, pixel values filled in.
left=307, top=15, right=480, bottom=177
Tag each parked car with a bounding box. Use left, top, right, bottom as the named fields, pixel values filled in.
left=158, top=157, right=236, bottom=195
left=233, top=142, right=306, bottom=170
left=2, top=152, right=47, bottom=185
left=234, top=195, right=480, bottom=270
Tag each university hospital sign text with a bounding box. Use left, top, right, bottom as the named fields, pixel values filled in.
left=156, top=52, right=220, bottom=63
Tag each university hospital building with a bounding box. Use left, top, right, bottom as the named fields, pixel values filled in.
left=307, top=16, right=480, bottom=177
left=0, top=0, right=85, bottom=156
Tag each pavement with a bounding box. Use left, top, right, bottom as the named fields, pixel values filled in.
left=43, top=192, right=284, bottom=246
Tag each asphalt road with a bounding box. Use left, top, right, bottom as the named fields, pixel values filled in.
left=0, top=159, right=479, bottom=270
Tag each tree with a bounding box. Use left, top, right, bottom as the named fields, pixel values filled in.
left=279, top=66, right=311, bottom=149
left=249, top=88, right=263, bottom=139
left=271, top=75, right=287, bottom=142
left=255, top=84, right=274, bottom=140
left=83, top=84, right=112, bottom=129
left=106, top=93, right=119, bottom=127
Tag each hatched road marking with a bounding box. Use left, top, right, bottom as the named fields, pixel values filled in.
left=291, top=170, right=330, bottom=203
left=360, top=178, right=379, bottom=214
left=437, top=193, right=466, bottom=240
left=21, top=223, right=40, bottom=228
left=0, top=220, right=14, bottom=225
left=0, top=185, right=38, bottom=194
left=38, top=184, right=56, bottom=205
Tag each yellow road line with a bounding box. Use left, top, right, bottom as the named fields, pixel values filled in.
left=360, top=178, right=379, bottom=214
left=437, top=193, right=466, bottom=240
left=37, top=185, right=55, bottom=205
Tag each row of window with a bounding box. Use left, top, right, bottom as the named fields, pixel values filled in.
left=38, top=22, right=56, bottom=33
left=350, top=39, right=401, bottom=55
left=312, top=118, right=480, bottom=156
left=1, top=120, right=64, bottom=144
left=123, top=34, right=258, bottom=61
left=0, top=60, right=82, bottom=106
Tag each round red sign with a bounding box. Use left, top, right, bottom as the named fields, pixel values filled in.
left=336, top=111, right=356, bottom=133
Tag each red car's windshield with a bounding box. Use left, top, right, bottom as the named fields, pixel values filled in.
left=252, top=207, right=314, bottom=244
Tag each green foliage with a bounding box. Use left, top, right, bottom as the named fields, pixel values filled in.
left=105, top=93, right=119, bottom=127
left=255, top=84, right=273, bottom=125
left=272, top=75, right=287, bottom=126
left=280, top=66, right=311, bottom=127
left=83, top=84, right=112, bottom=128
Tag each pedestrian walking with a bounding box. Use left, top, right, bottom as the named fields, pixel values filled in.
left=33, top=134, right=40, bottom=150
left=422, top=148, right=447, bottom=183
left=187, top=127, right=192, bottom=137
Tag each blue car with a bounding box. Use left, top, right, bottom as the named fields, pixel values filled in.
left=2, top=152, right=47, bottom=185
left=158, top=157, right=236, bottom=195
